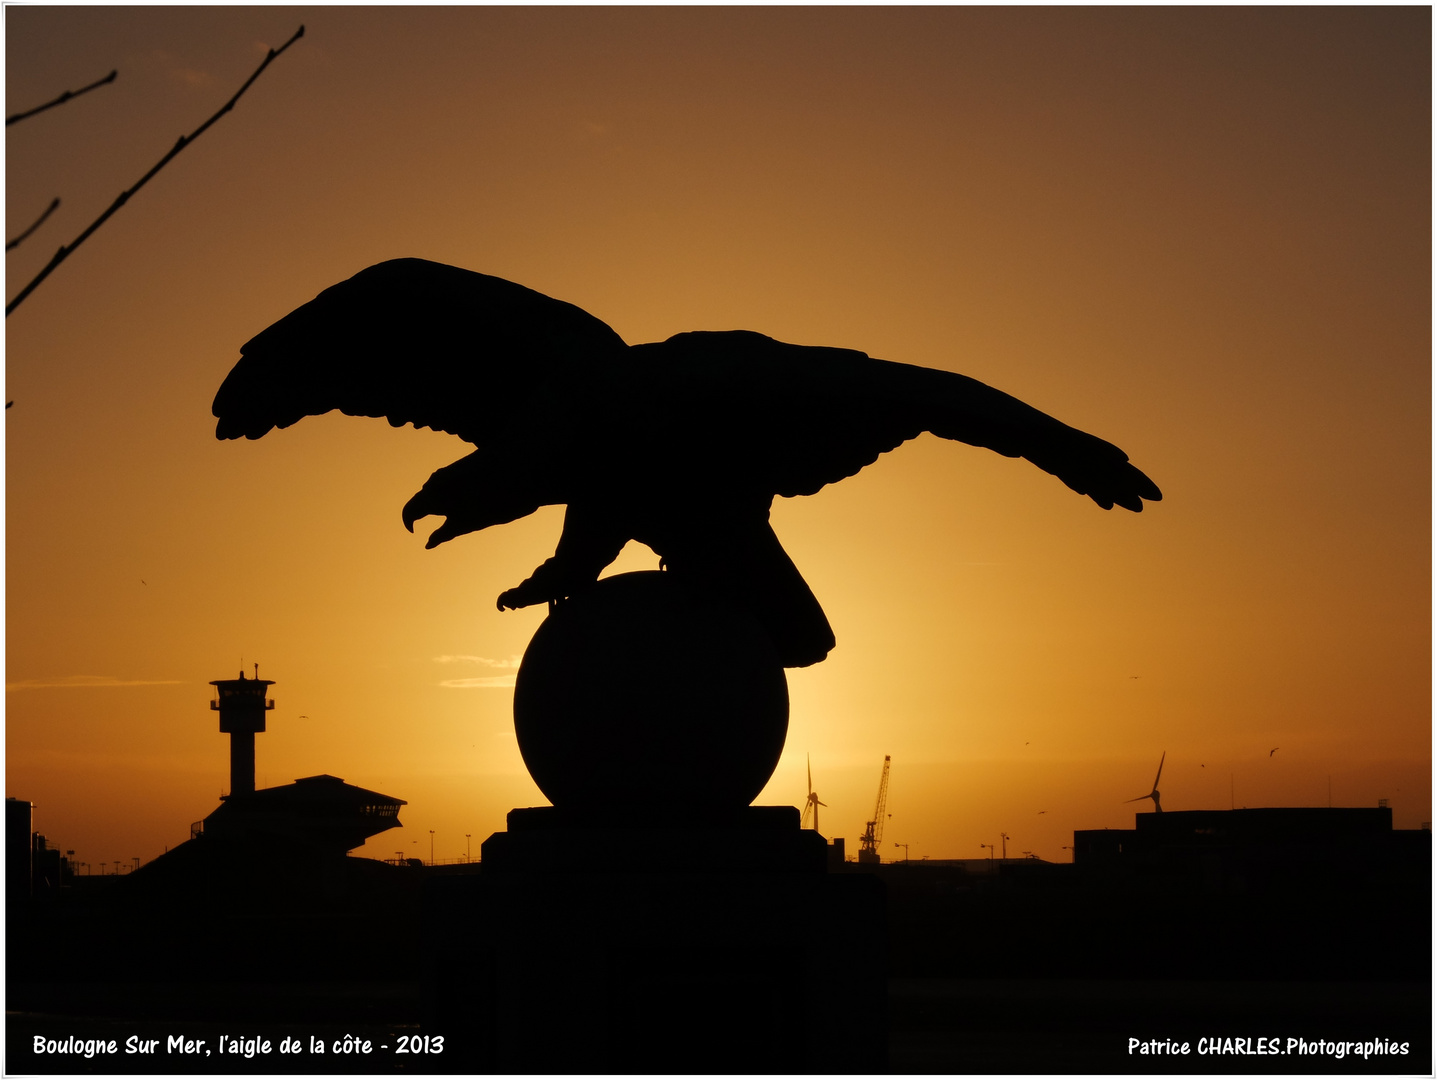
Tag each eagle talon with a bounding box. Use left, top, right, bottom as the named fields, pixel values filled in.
left=497, top=585, right=549, bottom=610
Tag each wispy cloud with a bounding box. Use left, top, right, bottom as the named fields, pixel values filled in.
left=434, top=654, right=520, bottom=668
left=149, top=48, right=212, bottom=88
left=170, top=68, right=212, bottom=87
left=440, top=675, right=518, bottom=689
left=434, top=654, right=521, bottom=689
left=7, top=675, right=183, bottom=692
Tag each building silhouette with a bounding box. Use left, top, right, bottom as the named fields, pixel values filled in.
left=199, top=773, right=405, bottom=855
left=1072, top=805, right=1424, bottom=893
left=188, top=669, right=406, bottom=857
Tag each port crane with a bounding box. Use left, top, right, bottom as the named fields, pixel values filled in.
left=857, top=755, right=891, bottom=864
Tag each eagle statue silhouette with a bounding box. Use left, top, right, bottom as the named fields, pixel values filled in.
left=214, top=259, right=1161, bottom=667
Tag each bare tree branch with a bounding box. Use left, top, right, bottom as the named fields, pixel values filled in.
left=6, top=25, right=305, bottom=317
left=6, top=69, right=117, bottom=126
left=6, top=198, right=62, bottom=252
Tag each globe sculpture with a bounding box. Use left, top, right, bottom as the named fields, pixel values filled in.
left=514, top=572, right=787, bottom=810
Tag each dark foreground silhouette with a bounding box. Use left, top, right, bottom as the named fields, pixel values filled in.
left=213, top=259, right=1161, bottom=667
left=7, top=815, right=1429, bottom=1074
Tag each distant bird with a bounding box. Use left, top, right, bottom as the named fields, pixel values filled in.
left=1037, top=810, right=1047, bottom=815
left=1125, top=750, right=1165, bottom=813
left=213, top=259, right=1162, bottom=667
left=1269, top=747, right=1279, bottom=757
left=140, top=579, right=147, bottom=586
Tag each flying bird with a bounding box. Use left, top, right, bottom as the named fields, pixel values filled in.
left=213, top=259, right=1162, bottom=667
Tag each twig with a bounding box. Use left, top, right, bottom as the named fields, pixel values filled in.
left=6, top=69, right=117, bottom=126
left=6, top=25, right=304, bottom=318
left=6, top=197, right=61, bottom=252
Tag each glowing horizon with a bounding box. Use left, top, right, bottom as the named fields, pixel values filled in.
left=6, top=7, right=1429, bottom=868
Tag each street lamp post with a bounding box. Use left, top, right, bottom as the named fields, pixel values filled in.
left=465, top=833, right=471, bottom=863
left=429, top=830, right=435, bottom=866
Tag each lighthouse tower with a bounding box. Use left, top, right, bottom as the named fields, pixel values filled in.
left=209, top=667, right=274, bottom=797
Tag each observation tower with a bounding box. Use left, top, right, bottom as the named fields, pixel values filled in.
left=209, top=667, right=274, bottom=797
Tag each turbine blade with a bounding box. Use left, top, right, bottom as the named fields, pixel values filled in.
left=1153, top=750, right=1166, bottom=788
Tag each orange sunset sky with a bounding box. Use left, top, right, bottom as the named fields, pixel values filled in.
left=5, top=7, right=1430, bottom=867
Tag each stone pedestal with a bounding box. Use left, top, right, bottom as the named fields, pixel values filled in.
left=423, top=806, right=886, bottom=1072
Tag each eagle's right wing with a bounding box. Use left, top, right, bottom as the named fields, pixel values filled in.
left=212, top=259, right=628, bottom=445
left=633, top=331, right=1161, bottom=513
left=833, top=354, right=1164, bottom=512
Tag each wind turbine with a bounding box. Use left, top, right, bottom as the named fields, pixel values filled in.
left=1125, top=750, right=1166, bottom=813
left=800, top=754, right=827, bottom=831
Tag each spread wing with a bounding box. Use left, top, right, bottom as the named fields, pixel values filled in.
left=212, top=259, right=628, bottom=444
left=633, top=331, right=1162, bottom=512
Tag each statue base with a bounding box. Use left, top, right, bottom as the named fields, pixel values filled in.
left=422, top=806, right=886, bottom=1072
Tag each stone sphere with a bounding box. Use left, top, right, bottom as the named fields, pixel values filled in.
left=513, top=571, right=789, bottom=811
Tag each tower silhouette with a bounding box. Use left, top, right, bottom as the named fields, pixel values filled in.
left=209, top=668, right=274, bottom=797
